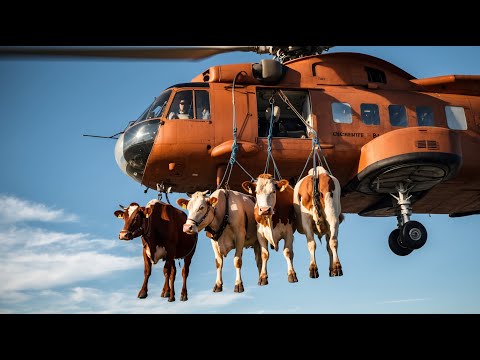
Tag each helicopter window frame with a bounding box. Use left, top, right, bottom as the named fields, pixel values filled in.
left=168, top=91, right=194, bottom=120
left=256, top=88, right=310, bottom=138
left=445, top=106, right=467, bottom=130
left=388, top=104, right=407, bottom=127
left=331, top=102, right=353, bottom=124
left=416, top=106, right=435, bottom=126
left=360, top=103, right=380, bottom=126
left=194, top=90, right=211, bottom=120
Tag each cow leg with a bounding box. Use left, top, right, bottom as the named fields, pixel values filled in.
left=167, top=260, right=176, bottom=302
left=211, top=239, right=223, bottom=292
left=233, top=237, right=246, bottom=293
left=283, top=231, right=298, bottom=283
left=138, top=246, right=152, bottom=299
left=253, top=241, right=262, bottom=276
left=305, top=225, right=319, bottom=279
left=256, top=233, right=269, bottom=286
left=326, top=225, right=343, bottom=277
left=180, top=257, right=191, bottom=301
left=162, top=265, right=171, bottom=298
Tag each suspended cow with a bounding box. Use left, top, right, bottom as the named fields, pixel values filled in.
left=114, top=199, right=198, bottom=302
left=293, top=166, right=345, bottom=278
left=242, top=174, right=298, bottom=284
left=177, top=189, right=262, bottom=293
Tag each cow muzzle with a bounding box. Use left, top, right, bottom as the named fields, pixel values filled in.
left=119, top=230, right=133, bottom=241
left=183, top=223, right=198, bottom=235
left=258, top=206, right=274, bottom=216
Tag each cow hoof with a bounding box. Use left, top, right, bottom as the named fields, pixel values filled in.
left=138, top=291, right=148, bottom=299
left=234, top=283, right=244, bottom=293
left=180, top=295, right=188, bottom=301
left=288, top=273, right=298, bottom=283
left=213, top=284, right=223, bottom=292
left=329, top=268, right=343, bottom=277
left=161, top=290, right=170, bottom=298
left=168, top=297, right=175, bottom=302
left=309, top=268, right=319, bottom=278
left=258, top=277, right=268, bottom=286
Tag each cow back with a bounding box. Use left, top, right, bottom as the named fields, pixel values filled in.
left=213, top=189, right=257, bottom=248
left=148, top=201, right=197, bottom=260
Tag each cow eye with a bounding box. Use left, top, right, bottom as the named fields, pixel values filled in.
left=199, top=205, right=204, bottom=211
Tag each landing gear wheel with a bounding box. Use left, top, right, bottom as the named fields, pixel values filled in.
left=388, top=229, right=413, bottom=256
left=401, top=221, right=427, bottom=250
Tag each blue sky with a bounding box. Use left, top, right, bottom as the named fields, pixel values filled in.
left=0, top=46, right=479, bottom=314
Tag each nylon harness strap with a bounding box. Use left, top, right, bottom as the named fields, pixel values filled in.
left=312, top=175, right=323, bottom=226
left=205, top=190, right=230, bottom=241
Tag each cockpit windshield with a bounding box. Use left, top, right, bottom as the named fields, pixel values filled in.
left=134, top=89, right=172, bottom=124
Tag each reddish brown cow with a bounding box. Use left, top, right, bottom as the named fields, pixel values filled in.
left=114, top=199, right=198, bottom=302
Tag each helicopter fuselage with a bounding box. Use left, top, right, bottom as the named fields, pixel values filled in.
left=116, top=52, right=480, bottom=218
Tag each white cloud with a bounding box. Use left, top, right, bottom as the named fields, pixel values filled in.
left=0, top=223, right=141, bottom=300
left=0, top=286, right=254, bottom=314
left=378, top=298, right=431, bottom=304
left=0, top=194, right=78, bottom=223
left=0, top=251, right=140, bottom=292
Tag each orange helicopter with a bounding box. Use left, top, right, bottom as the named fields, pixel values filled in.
left=2, top=46, right=479, bottom=257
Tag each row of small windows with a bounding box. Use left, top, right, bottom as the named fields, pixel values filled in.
left=332, top=103, right=468, bottom=130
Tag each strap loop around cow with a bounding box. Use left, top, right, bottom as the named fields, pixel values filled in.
left=205, top=190, right=230, bottom=241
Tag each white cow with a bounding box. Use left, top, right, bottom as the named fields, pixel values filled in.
left=293, top=166, right=344, bottom=278
left=242, top=174, right=298, bottom=285
left=177, top=189, right=261, bottom=293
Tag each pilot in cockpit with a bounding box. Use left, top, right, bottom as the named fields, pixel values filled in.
left=168, top=99, right=191, bottom=119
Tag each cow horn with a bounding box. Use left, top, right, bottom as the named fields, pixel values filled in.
left=119, top=204, right=127, bottom=210
left=202, top=190, right=209, bottom=196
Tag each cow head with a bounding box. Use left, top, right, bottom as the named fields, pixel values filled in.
left=114, top=202, right=146, bottom=241
left=176, top=190, right=216, bottom=234
left=242, top=174, right=289, bottom=216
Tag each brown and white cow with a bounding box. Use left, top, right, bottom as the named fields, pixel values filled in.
left=177, top=189, right=262, bottom=293
left=293, top=166, right=345, bottom=278
left=242, top=174, right=298, bottom=285
left=114, top=199, right=198, bottom=302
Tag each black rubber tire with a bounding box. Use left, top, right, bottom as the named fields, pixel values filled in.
left=388, top=228, right=414, bottom=256
left=401, top=221, right=427, bottom=250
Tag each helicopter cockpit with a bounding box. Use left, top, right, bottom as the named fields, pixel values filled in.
left=114, top=90, right=172, bottom=184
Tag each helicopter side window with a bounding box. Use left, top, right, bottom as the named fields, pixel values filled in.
left=389, top=105, right=407, bottom=127
left=416, top=106, right=435, bottom=126
left=360, top=104, right=380, bottom=126
left=195, top=90, right=211, bottom=120
left=332, top=102, right=352, bottom=124
left=168, top=91, right=193, bottom=119
left=445, top=106, right=467, bottom=130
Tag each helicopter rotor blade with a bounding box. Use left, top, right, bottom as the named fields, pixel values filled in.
left=0, top=46, right=271, bottom=61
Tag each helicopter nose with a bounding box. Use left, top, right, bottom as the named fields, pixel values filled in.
left=115, top=119, right=160, bottom=184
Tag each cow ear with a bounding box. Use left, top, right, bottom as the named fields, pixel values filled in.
left=209, top=197, right=218, bottom=207
left=186, top=192, right=194, bottom=198
left=242, top=181, right=254, bottom=194
left=277, top=179, right=289, bottom=192
left=114, top=210, right=124, bottom=219
left=176, top=198, right=189, bottom=209
left=160, top=204, right=170, bottom=221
